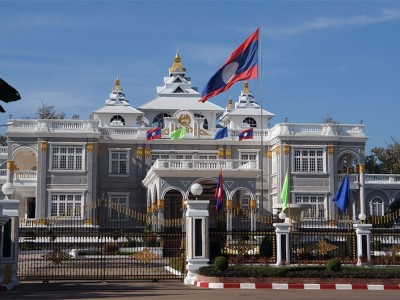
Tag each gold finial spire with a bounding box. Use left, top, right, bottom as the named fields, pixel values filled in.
left=227, top=96, right=233, bottom=110
left=243, top=81, right=251, bottom=93
left=113, top=76, right=122, bottom=92
left=169, top=48, right=186, bottom=74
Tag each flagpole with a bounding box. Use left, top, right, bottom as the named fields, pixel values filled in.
left=258, top=23, right=264, bottom=215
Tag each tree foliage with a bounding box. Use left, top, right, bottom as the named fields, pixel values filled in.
left=365, top=138, right=400, bottom=174
left=0, top=135, right=7, bottom=146
left=35, top=101, right=65, bottom=119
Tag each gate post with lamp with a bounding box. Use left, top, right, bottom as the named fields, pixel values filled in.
left=184, top=183, right=209, bottom=285
left=0, top=182, right=20, bottom=291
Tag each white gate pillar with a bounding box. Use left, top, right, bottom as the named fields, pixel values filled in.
left=184, top=199, right=209, bottom=285
left=353, top=223, right=372, bottom=265
left=273, top=222, right=292, bottom=266
left=0, top=196, right=20, bottom=291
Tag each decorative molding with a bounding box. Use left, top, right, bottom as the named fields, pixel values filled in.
left=182, top=181, right=190, bottom=187
left=225, top=181, right=234, bottom=188
left=163, top=128, right=170, bottom=135
left=145, top=147, right=151, bottom=158
left=327, top=145, right=334, bottom=155
left=86, top=143, right=94, bottom=153
left=225, top=149, right=232, bottom=159
left=283, top=145, right=290, bottom=155
left=226, top=199, right=232, bottom=209
left=136, top=147, right=143, bottom=158
left=40, top=141, right=48, bottom=152
left=157, top=199, right=164, bottom=208
left=250, top=199, right=257, bottom=209
left=266, top=150, right=272, bottom=158
left=218, top=148, right=225, bottom=159
left=6, top=160, right=14, bottom=170
left=275, top=146, right=280, bottom=156
left=199, top=128, right=210, bottom=136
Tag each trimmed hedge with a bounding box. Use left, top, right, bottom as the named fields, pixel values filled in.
left=198, top=265, right=400, bottom=279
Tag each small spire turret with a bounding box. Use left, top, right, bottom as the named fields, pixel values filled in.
left=169, top=48, right=186, bottom=75
left=113, top=76, right=123, bottom=93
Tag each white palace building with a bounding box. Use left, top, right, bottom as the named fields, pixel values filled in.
left=1, top=52, right=400, bottom=229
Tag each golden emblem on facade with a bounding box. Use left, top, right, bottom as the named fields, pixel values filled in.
left=178, top=114, right=191, bottom=126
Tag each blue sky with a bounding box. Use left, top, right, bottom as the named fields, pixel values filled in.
left=1, top=0, right=399, bottom=152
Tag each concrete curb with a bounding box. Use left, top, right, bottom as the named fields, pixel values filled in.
left=193, top=281, right=400, bottom=290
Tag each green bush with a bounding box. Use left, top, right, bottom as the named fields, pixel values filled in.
left=198, top=265, right=400, bottom=279
left=103, top=242, right=119, bottom=254
left=259, top=235, right=273, bottom=258
left=326, top=258, right=342, bottom=272
left=214, top=256, right=229, bottom=271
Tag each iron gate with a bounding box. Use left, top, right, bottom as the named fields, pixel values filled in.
left=18, top=200, right=186, bottom=281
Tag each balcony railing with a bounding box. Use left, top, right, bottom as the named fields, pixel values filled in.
left=5, top=119, right=366, bottom=141
left=338, top=173, right=400, bottom=184
left=153, top=159, right=258, bottom=170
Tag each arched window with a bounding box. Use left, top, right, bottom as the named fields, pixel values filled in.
left=194, top=113, right=208, bottom=130
left=153, top=113, right=171, bottom=128
left=243, top=117, right=257, bottom=128
left=110, top=115, right=125, bottom=126
left=371, top=198, right=384, bottom=216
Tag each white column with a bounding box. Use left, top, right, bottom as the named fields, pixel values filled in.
left=184, top=200, right=209, bottom=285
left=358, top=164, right=366, bottom=216
left=273, top=223, right=292, bottom=266
left=0, top=199, right=20, bottom=291
left=250, top=199, right=257, bottom=231
left=226, top=200, right=232, bottom=231
left=353, top=223, right=372, bottom=265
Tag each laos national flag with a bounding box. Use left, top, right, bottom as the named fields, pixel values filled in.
left=146, top=126, right=161, bottom=140
left=238, top=127, right=253, bottom=141
left=215, top=169, right=223, bottom=211
left=199, top=28, right=259, bottom=103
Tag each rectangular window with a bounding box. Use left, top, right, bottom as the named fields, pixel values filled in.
left=294, top=149, right=325, bottom=172
left=51, top=146, right=83, bottom=170
left=109, top=149, right=130, bottom=174
left=50, top=193, right=82, bottom=217
left=109, top=195, right=129, bottom=220
left=295, top=195, right=325, bottom=219
left=240, top=151, right=258, bottom=169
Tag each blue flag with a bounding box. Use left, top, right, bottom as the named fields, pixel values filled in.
left=214, top=127, right=228, bottom=140
left=333, top=174, right=349, bottom=212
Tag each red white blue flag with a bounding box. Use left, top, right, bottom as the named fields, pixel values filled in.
left=215, top=169, right=223, bottom=211
left=199, top=28, right=259, bottom=103
left=238, top=128, right=253, bottom=141
left=146, top=126, right=162, bottom=140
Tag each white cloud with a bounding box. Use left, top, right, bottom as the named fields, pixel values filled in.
left=265, top=8, right=400, bottom=36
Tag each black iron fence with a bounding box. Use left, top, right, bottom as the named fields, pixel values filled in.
left=289, top=220, right=357, bottom=265
left=18, top=202, right=185, bottom=281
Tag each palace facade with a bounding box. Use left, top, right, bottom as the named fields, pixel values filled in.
left=1, top=52, right=399, bottom=228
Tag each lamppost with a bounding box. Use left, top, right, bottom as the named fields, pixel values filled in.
left=190, top=183, right=203, bottom=200
left=1, top=182, right=15, bottom=200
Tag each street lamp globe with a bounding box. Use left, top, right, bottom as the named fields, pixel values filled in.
left=190, top=183, right=203, bottom=198
left=2, top=182, right=15, bottom=199
left=358, top=213, right=366, bottom=223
